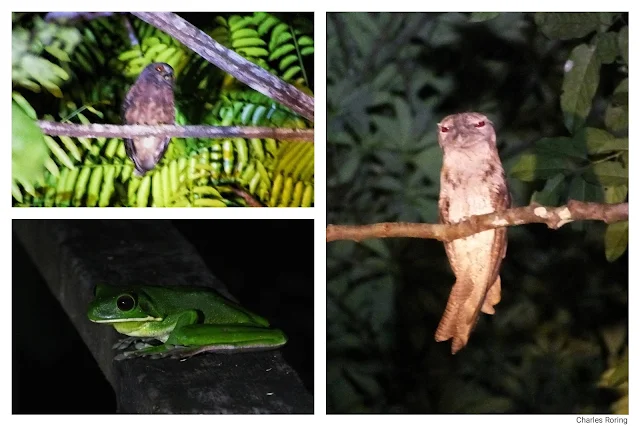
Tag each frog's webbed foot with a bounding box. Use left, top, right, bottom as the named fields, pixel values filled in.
left=114, top=344, right=190, bottom=361
left=112, top=336, right=160, bottom=351
left=114, top=344, right=233, bottom=361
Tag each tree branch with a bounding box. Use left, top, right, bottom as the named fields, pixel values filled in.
left=326, top=201, right=628, bottom=243
left=37, top=121, right=314, bottom=142
left=44, top=12, right=117, bottom=22
left=132, top=12, right=314, bottom=122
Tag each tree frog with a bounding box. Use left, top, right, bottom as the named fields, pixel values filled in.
left=87, top=284, right=287, bottom=360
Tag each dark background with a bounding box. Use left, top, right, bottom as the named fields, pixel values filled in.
left=13, top=219, right=313, bottom=413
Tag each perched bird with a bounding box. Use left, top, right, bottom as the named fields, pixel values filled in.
left=121, top=62, right=175, bottom=176
left=435, top=112, right=510, bottom=354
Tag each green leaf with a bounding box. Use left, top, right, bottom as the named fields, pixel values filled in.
left=282, top=65, right=301, bottom=81
left=300, top=46, right=314, bottom=56
left=604, top=221, right=628, bottom=262
left=569, top=174, right=603, bottom=203
left=605, top=89, right=628, bottom=134
left=614, top=79, right=628, bottom=94
left=372, top=175, right=404, bottom=191
left=44, top=44, right=71, bottom=62
left=328, top=375, right=362, bottom=413
left=12, top=100, right=49, bottom=198
left=596, top=13, right=616, bottom=30
left=591, top=161, right=627, bottom=186
left=372, top=63, right=399, bottom=89
left=604, top=185, right=627, bottom=204
left=531, top=173, right=566, bottom=206
left=360, top=239, right=391, bottom=259
left=618, top=26, right=628, bottom=64
left=297, top=35, right=314, bottom=46
left=336, top=151, right=362, bottom=184
left=534, top=13, right=602, bottom=40
left=536, top=136, right=587, bottom=160
left=12, top=91, right=37, bottom=119
left=602, top=353, right=628, bottom=387
left=510, top=153, right=573, bottom=182
left=236, top=47, right=269, bottom=57
left=560, top=44, right=601, bottom=134
left=595, top=32, right=619, bottom=64
left=510, top=154, right=537, bottom=181
left=393, top=97, right=413, bottom=144
left=578, top=127, right=627, bottom=155
left=469, top=12, right=500, bottom=22
left=344, top=367, right=383, bottom=399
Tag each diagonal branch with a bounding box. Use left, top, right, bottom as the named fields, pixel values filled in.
left=37, top=121, right=314, bottom=142
left=326, top=201, right=628, bottom=243
left=133, top=12, right=314, bottom=122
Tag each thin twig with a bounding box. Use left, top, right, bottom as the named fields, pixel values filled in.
left=132, top=12, right=314, bottom=122
left=326, top=201, right=628, bottom=243
left=226, top=187, right=265, bottom=207
left=45, top=12, right=116, bottom=22
left=121, top=15, right=139, bottom=46
left=37, top=121, right=314, bottom=142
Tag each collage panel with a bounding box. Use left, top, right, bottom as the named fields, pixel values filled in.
left=12, top=12, right=314, bottom=208
left=327, top=12, right=628, bottom=415
left=13, top=219, right=313, bottom=413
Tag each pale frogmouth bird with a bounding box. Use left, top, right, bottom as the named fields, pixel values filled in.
left=435, top=112, right=510, bottom=354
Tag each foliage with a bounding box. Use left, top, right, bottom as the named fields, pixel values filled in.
left=12, top=12, right=314, bottom=207
left=327, top=12, right=627, bottom=413
left=511, top=12, right=628, bottom=260
left=12, top=14, right=80, bottom=97
left=12, top=93, right=48, bottom=202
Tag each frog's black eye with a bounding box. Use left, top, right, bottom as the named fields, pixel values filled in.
left=117, top=294, right=136, bottom=311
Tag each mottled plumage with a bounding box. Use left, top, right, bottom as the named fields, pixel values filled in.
left=435, top=112, right=510, bottom=354
left=122, top=62, right=175, bottom=176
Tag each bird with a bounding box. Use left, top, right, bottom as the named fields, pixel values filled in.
left=435, top=112, right=510, bottom=354
left=121, top=62, right=175, bottom=176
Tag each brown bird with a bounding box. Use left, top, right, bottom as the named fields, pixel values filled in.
left=121, top=62, right=175, bottom=176
left=435, top=112, right=510, bottom=354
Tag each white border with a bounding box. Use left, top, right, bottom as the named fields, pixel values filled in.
left=6, top=2, right=637, bottom=422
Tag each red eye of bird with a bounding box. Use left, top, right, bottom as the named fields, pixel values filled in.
left=155, top=65, right=163, bottom=72
left=474, top=121, right=485, bottom=128
left=440, top=126, right=449, bottom=133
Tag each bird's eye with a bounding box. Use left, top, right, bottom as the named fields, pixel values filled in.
left=440, top=126, right=449, bottom=133
left=155, top=65, right=163, bottom=72
left=474, top=121, right=485, bottom=128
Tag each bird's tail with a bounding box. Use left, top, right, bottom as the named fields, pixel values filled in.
left=435, top=276, right=501, bottom=354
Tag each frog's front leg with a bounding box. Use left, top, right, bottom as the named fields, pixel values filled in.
left=114, top=310, right=199, bottom=360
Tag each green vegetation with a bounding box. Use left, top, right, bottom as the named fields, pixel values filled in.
left=12, top=12, right=314, bottom=207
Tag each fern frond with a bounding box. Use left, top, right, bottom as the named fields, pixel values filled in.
left=118, top=20, right=192, bottom=79
left=12, top=16, right=80, bottom=97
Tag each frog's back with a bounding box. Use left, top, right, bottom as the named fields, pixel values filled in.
left=141, top=285, right=270, bottom=327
